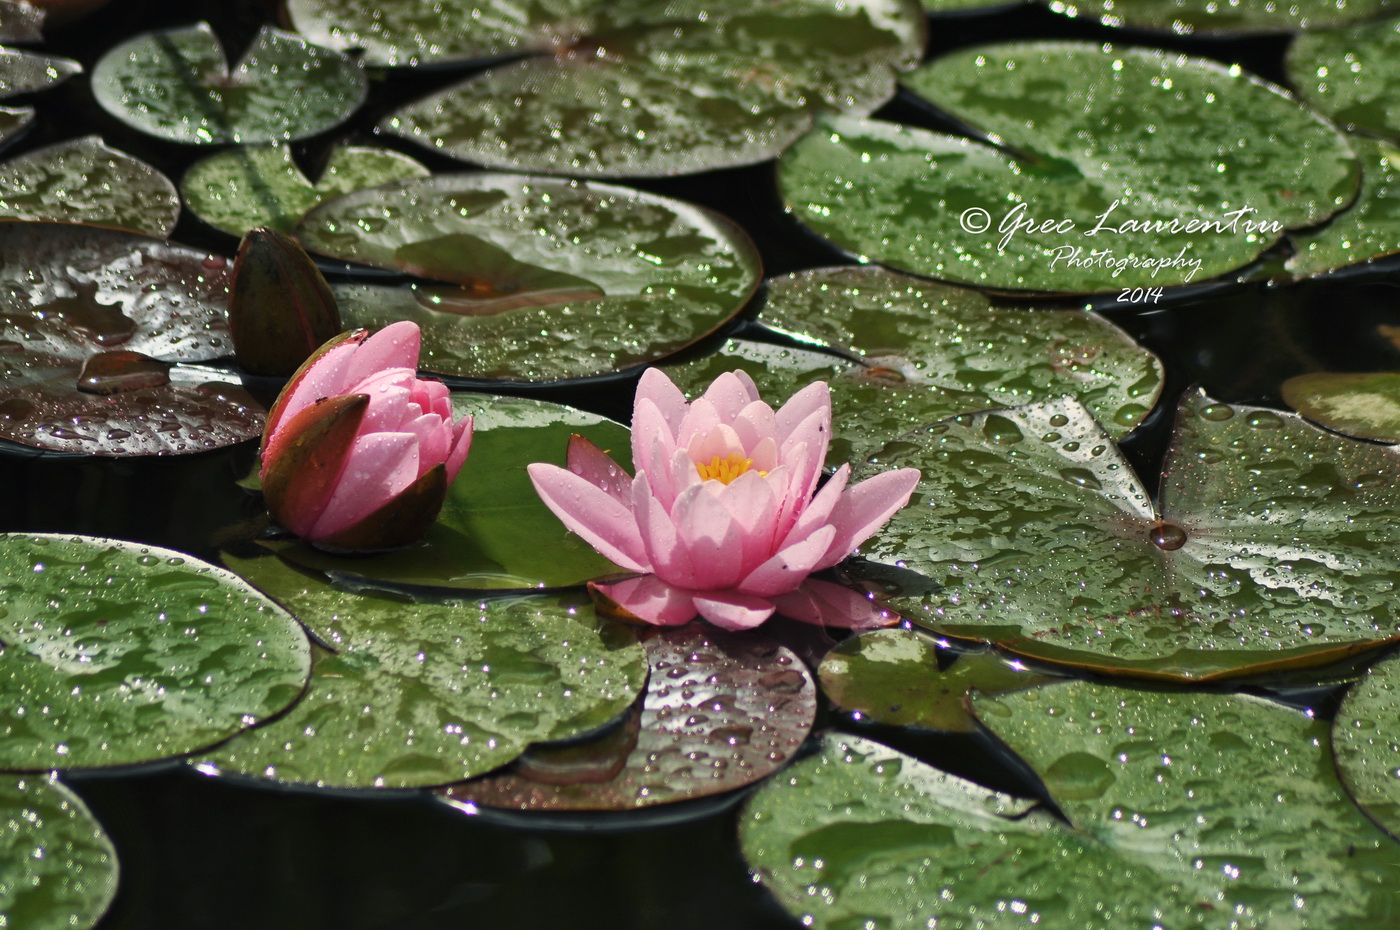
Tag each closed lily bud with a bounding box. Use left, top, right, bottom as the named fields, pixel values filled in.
left=260, top=321, right=473, bottom=551
left=229, top=227, right=343, bottom=376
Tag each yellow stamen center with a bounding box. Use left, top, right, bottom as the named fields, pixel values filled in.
left=696, top=453, right=764, bottom=484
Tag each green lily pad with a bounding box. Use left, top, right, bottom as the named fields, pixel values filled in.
left=864, top=390, right=1400, bottom=680
left=1334, top=652, right=1400, bottom=839
left=91, top=22, right=366, bottom=145
left=299, top=173, right=761, bottom=381
left=781, top=42, right=1357, bottom=293
left=819, top=631, right=1055, bottom=732
left=0, top=775, right=117, bottom=930
left=1289, top=16, right=1400, bottom=138
left=0, top=534, right=311, bottom=771
left=371, top=0, right=923, bottom=176
left=0, top=45, right=78, bottom=98
left=442, top=623, right=816, bottom=811
left=0, top=105, right=30, bottom=151
left=266, top=395, right=630, bottom=593
left=1282, top=370, right=1400, bottom=442
left=0, top=1, right=43, bottom=43
left=1037, top=0, right=1393, bottom=33
left=205, top=555, right=647, bottom=789
left=1287, top=137, right=1400, bottom=278
left=0, top=222, right=264, bottom=455
left=181, top=144, right=430, bottom=238
left=667, top=266, right=1161, bottom=465
left=0, top=136, right=178, bottom=236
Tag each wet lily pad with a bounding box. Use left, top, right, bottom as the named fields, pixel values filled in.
left=1289, top=16, right=1400, bottom=138
left=91, top=23, right=366, bottom=145
left=1282, top=370, right=1400, bottom=442
left=1334, top=652, right=1400, bottom=839
left=0, top=1, right=44, bottom=42
left=299, top=173, right=761, bottom=381
left=666, top=267, right=1162, bottom=464
left=266, top=395, right=630, bottom=593
left=442, top=624, right=816, bottom=811
left=372, top=0, right=923, bottom=176
left=0, top=44, right=77, bottom=98
left=864, top=390, right=1400, bottom=680
left=819, top=630, right=1055, bottom=732
left=205, top=555, right=647, bottom=789
left=781, top=42, right=1356, bottom=293
left=1287, top=137, right=1400, bottom=278
left=0, top=534, right=311, bottom=771
left=1037, top=0, right=1393, bottom=33
left=0, top=136, right=178, bottom=235
left=742, top=688, right=1400, bottom=930
left=181, top=144, right=430, bottom=237
left=0, top=222, right=264, bottom=455
left=0, top=775, right=117, bottom=930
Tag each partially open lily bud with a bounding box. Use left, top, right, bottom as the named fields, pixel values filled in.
left=259, top=321, right=472, bottom=551
left=229, top=227, right=343, bottom=376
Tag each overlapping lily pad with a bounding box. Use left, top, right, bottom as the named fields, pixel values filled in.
left=0, top=222, right=263, bottom=455
left=181, top=144, right=430, bottom=237
left=205, top=555, right=647, bottom=789
left=0, top=775, right=117, bottom=930
left=266, top=395, right=629, bottom=593
left=665, top=267, right=1162, bottom=464
left=1334, top=653, right=1400, bottom=839
left=1282, top=370, right=1400, bottom=442
left=742, top=687, right=1400, bottom=930
left=819, top=630, right=1054, bottom=732
left=0, top=534, right=311, bottom=771
left=1289, top=17, right=1400, bottom=139
left=1037, top=0, right=1394, bottom=34
left=1287, top=137, right=1400, bottom=278
left=298, top=173, right=761, bottom=381
left=0, top=105, right=28, bottom=150
left=0, top=136, right=178, bottom=235
left=780, top=42, right=1357, bottom=293
left=91, top=23, right=366, bottom=144
left=863, top=389, right=1400, bottom=680
left=443, top=624, right=816, bottom=811
left=366, top=0, right=924, bottom=175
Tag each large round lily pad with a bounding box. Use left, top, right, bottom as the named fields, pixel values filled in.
left=1334, top=652, right=1400, bottom=839
left=91, top=23, right=366, bottom=145
left=0, top=222, right=263, bottom=455
left=204, top=555, right=647, bottom=789
left=1036, top=0, right=1394, bottom=33
left=781, top=42, right=1357, bottom=293
left=665, top=266, right=1162, bottom=464
left=0, top=534, right=311, bottom=771
left=298, top=173, right=761, bottom=381
left=1287, top=137, right=1400, bottom=278
left=0, top=136, right=178, bottom=236
left=1282, top=370, right=1400, bottom=442
left=265, top=395, right=630, bottom=593
left=0, top=775, right=116, bottom=930
left=864, top=389, right=1400, bottom=680
left=1289, top=17, right=1400, bottom=139
left=442, top=623, right=816, bottom=811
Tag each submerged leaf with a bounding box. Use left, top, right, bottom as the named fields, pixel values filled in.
left=1282, top=370, right=1400, bottom=442
left=0, top=775, right=116, bottom=930
left=0, top=136, right=178, bottom=236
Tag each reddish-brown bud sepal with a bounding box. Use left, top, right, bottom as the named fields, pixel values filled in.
left=229, top=227, right=343, bottom=377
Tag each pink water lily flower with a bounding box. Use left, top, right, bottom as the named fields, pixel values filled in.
left=260, top=321, right=473, bottom=551
left=528, top=368, right=920, bottom=630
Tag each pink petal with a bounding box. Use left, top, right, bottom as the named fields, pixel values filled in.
left=780, top=407, right=831, bottom=497
left=772, top=578, right=898, bottom=629
left=816, top=467, right=922, bottom=570
left=406, top=413, right=449, bottom=475
left=308, top=431, right=420, bottom=538
left=631, top=398, right=680, bottom=501
left=675, top=396, right=723, bottom=449
left=686, top=423, right=745, bottom=467
left=527, top=463, right=649, bottom=572
left=696, top=370, right=760, bottom=422
left=635, top=367, right=690, bottom=432
left=732, top=400, right=777, bottom=454
left=591, top=575, right=696, bottom=626
left=634, top=474, right=697, bottom=588
left=353, top=375, right=415, bottom=433
left=567, top=434, right=631, bottom=505
left=342, top=320, right=421, bottom=384
left=444, top=416, right=473, bottom=484
left=781, top=464, right=850, bottom=550
left=672, top=483, right=747, bottom=590
left=712, top=469, right=779, bottom=567
left=265, top=337, right=362, bottom=439
left=774, top=381, right=831, bottom=446
left=739, top=524, right=836, bottom=598
left=692, top=591, right=775, bottom=631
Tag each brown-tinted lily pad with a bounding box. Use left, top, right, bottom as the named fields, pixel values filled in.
left=0, top=222, right=263, bottom=455
left=441, top=623, right=816, bottom=811
left=0, top=136, right=179, bottom=236
left=1282, top=371, right=1400, bottom=442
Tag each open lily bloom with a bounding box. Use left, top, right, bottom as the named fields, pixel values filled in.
left=260, top=321, right=473, bottom=550
left=529, top=368, right=920, bottom=630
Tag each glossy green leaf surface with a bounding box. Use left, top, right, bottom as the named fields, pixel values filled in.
left=0, top=775, right=116, bottom=930
left=443, top=624, right=816, bottom=811
left=0, top=136, right=178, bottom=235
left=0, top=45, right=77, bottom=99
left=0, top=105, right=30, bottom=150
left=1289, top=17, right=1400, bottom=138
left=300, top=173, right=761, bottom=381
left=91, top=23, right=366, bottom=145
left=182, top=144, right=430, bottom=237
left=1288, top=137, right=1400, bottom=277
left=0, top=535, right=311, bottom=771
left=819, top=630, right=1054, bottom=732
left=1282, top=370, right=1400, bottom=442
left=1036, top=0, right=1393, bottom=33
left=206, top=555, right=647, bottom=788
left=1334, top=652, right=1400, bottom=839
left=865, top=390, right=1400, bottom=680
left=782, top=42, right=1357, bottom=292
left=0, top=222, right=263, bottom=455
left=667, top=266, right=1161, bottom=464
left=267, top=395, right=629, bottom=593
